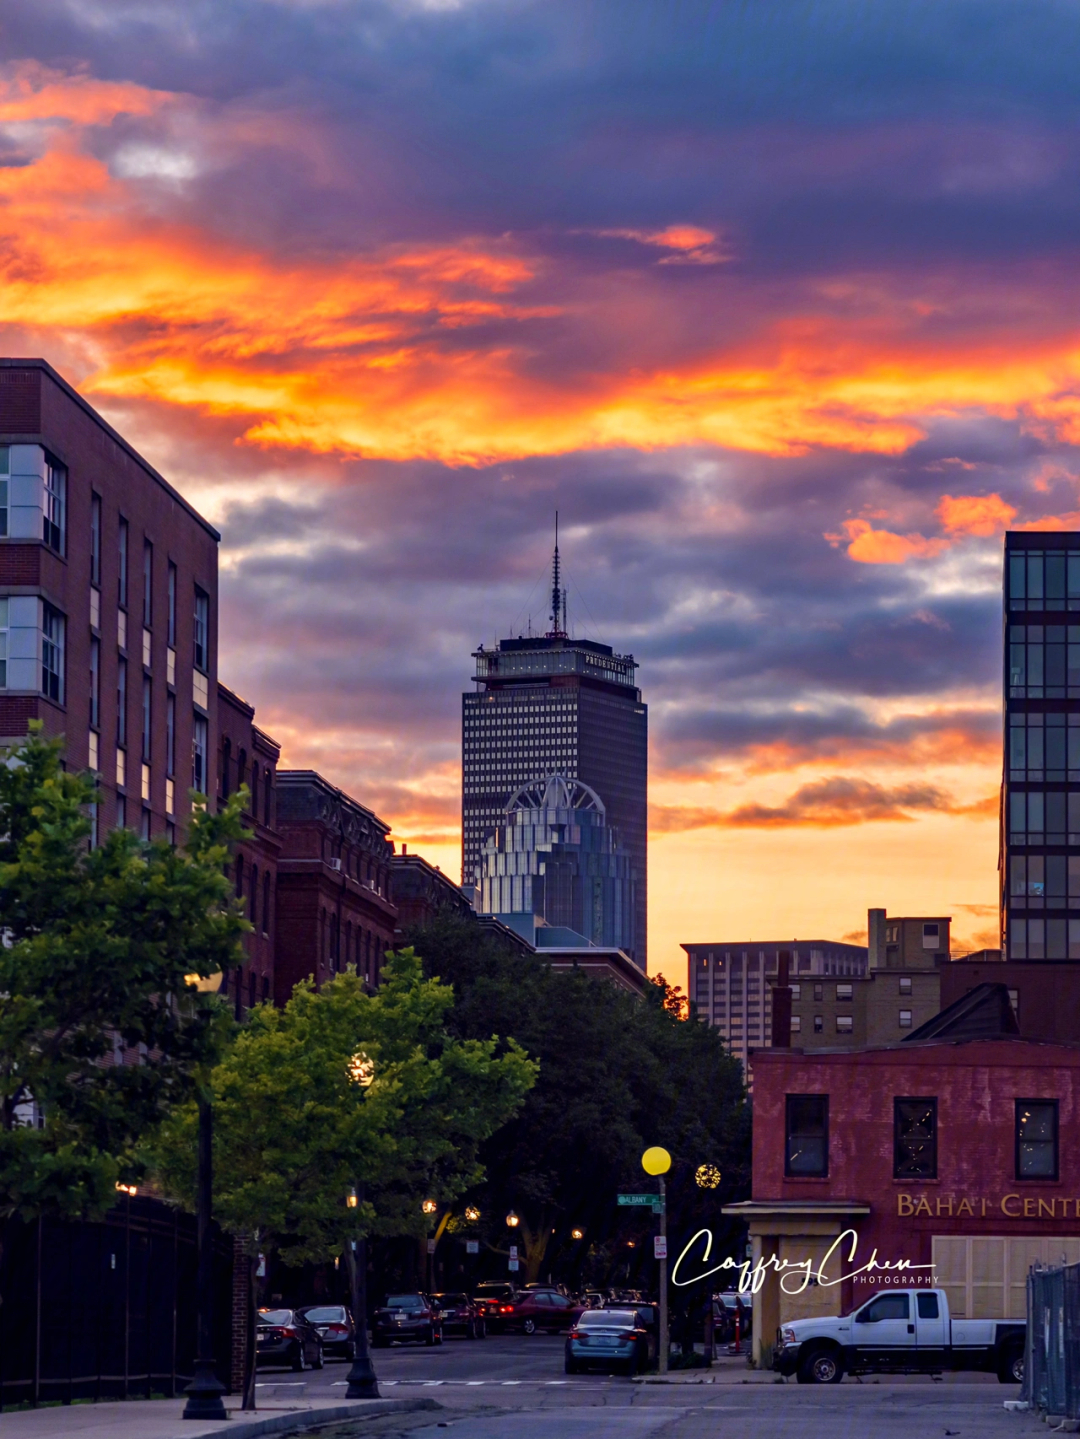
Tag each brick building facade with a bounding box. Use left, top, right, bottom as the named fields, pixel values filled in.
left=0, top=359, right=219, bottom=840
left=273, top=771, right=398, bottom=1003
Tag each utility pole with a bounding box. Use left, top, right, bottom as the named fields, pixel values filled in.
left=641, top=1146, right=671, bottom=1376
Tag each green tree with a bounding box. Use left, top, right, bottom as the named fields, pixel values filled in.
left=0, top=727, right=248, bottom=1221
left=402, top=916, right=750, bottom=1286
left=152, top=948, right=537, bottom=1265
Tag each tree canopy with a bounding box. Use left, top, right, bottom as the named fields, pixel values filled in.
left=403, top=916, right=751, bottom=1286
left=153, top=949, right=537, bottom=1266
left=0, top=728, right=248, bottom=1221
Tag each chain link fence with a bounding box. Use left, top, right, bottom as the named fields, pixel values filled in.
left=1023, top=1260, right=1080, bottom=1418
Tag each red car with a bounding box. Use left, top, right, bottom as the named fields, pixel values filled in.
left=501, top=1288, right=583, bottom=1335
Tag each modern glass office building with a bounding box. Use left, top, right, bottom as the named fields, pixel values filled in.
left=1002, top=531, right=1080, bottom=958
left=462, top=558, right=647, bottom=967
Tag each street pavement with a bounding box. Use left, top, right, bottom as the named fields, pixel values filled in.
left=282, top=1334, right=1048, bottom=1438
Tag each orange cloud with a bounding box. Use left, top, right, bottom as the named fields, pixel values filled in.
left=650, top=777, right=996, bottom=833
left=14, top=65, right=1080, bottom=465
left=936, top=491, right=1017, bottom=536
left=828, top=518, right=948, bottom=564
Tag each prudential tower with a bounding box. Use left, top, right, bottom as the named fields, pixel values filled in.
left=462, top=531, right=648, bottom=968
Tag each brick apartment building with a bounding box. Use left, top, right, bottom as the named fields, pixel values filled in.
left=0, top=359, right=219, bottom=841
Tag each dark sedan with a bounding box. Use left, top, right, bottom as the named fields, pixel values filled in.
left=503, top=1288, right=582, bottom=1335
left=565, top=1306, right=657, bottom=1375
left=372, top=1293, right=443, bottom=1347
left=430, top=1293, right=485, bottom=1339
left=255, top=1308, right=324, bottom=1371
left=296, top=1304, right=355, bottom=1358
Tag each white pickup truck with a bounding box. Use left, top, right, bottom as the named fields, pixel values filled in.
left=773, top=1287, right=1025, bottom=1385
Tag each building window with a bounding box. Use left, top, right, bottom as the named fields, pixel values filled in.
left=250, top=865, right=258, bottom=925
left=43, top=460, right=65, bottom=554
left=194, top=588, right=208, bottom=672
left=836, top=983, right=853, bottom=1000
left=143, top=541, right=152, bottom=628
left=221, top=736, right=231, bottom=797
left=0, top=445, right=7, bottom=535
left=142, top=676, right=151, bottom=761
left=118, top=518, right=128, bottom=608
left=835, top=1014, right=853, bottom=1033
left=894, top=1097, right=937, bottom=1180
left=813, top=1015, right=823, bottom=1033
left=167, top=562, right=177, bottom=647
left=785, top=1095, right=828, bottom=1177
left=899, top=1009, right=913, bottom=1028
left=262, top=870, right=271, bottom=937
left=192, top=713, right=207, bottom=793
left=235, top=853, right=244, bottom=899
left=813, top=983, right=823, bottom=1002
left=251, top=762, right=259, bottom=816
left=140, top=808, right=150, bottom=841
left=116, top=794, right=126, bottom=830
left=117, top=658, right=127, bottom=746
left=899, top=976, right=912, bottom=995
left=0, top=596, right=8, bottom=689
left=790, top=984, right=801, bottom=999
left=1016, top=1099, right=1058, bottom=1180
left=264, top=769, right=273, bottom=826
left=89, top=637, right=100, bottom=728
left=790, top=1014, right=801, bottom=1033
left=42, top=604, right=64, bottom=703
left=90, top=494, right=101, bottom=586
left=166, top=694, right=175, bottom=778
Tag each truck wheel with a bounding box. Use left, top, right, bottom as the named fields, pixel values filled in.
left=997, top=1345, right=1024, bottom=1384
left=798, top=1347, right=844, bottom=1384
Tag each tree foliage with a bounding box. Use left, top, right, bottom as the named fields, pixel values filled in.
left=403, top=917, right=751, bottom=1285
left=0, top=728, right=248, bottom=1220
left=152, top=949, right=537, bottom=1266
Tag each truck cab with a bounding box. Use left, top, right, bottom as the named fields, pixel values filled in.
left=774, top=1287, right=1024, bottom=1385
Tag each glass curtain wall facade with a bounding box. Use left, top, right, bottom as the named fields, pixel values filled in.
left=463, top=635, right=647, bottom=967
left=1003, top=532, right=1080, bottom=958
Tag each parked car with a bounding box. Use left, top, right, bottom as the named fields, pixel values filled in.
left=255, top=1308, right=324, bottom=1371
left=430, top=1293, right=485, bottom=1339
left=372, top=1293, right=443, bottom=1347
left=473, top=1282, right=520, bottom=1331
left=295, top=1304, right=356, bottom=1358
left=714, top=1291, right=752, bottom=1344
left=565, top=1306, right=658, bottom=1375
left=502, top=1287, right=583, bottom=1335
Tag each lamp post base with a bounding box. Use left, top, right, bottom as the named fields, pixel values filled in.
left=345, top=1353, right=381, bottom=1399
left=182, top=1360, right=228, bottom=1420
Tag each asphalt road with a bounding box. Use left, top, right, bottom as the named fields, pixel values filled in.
left=257, top=1334, right=1049, bottom=1438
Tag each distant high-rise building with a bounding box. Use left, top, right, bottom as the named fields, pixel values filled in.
left=462, top=535, right=647, bottom=967
left=1002, top=532, right=1080, bottom=959
left=478, top=773, right=636, bottom=952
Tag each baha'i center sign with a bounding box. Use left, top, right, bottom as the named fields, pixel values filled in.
left=896, top=1193, right=1080, bottom=1218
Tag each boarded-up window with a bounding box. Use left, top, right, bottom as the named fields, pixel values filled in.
left=932, top=1235, right=1080, bottom=1319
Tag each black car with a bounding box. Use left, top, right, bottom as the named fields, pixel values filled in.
left=430, top=1293, right=485, bottom=1340
left=372, top=1293, right=443, bottom=1347
left=296, top=1304, right=356, bottom=1358
left=472, top=1282, right=520, bottom=1332
left=255, top=1308, right=324, bottom=1371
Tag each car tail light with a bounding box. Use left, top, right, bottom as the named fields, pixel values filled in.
left=327, top=1324, right=349, bottom=1334
left=499, top=1304, right=513, bottom=1314
left=281, top=1327, right=299, bottom=1339
left=263, top=1327, right=288, bottom=1339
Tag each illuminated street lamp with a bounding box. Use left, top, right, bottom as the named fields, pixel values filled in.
left=422, top=1198, right=438, bottom=1215
left=465, top=1206, right=480, bottom=1222
left=347, top=1189, right=358, bottom=1209
left=348, top=1051, right=375, bottom=1088
left=571, top=1228, right=584, bottom=1240
left=695, top=1163, right=721, bottom=1190
left=505, top=1210, right=520, bottom=1228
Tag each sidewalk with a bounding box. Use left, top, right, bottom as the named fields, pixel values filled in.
left=0, top=1394, right=440, bottom=1439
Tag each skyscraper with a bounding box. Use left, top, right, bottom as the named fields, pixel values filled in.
left=462, top=538, right=648, bottom=967
left=1002, top=531, right=1080, bottom=958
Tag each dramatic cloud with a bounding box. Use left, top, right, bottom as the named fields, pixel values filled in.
left=10, top=0, right=1080, bottom=970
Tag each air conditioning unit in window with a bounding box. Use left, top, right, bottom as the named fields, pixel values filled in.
left=329, top=858, right=342, bottom=871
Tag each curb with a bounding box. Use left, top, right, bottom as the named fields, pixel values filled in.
left=198, top=1398, right=440, bottom=1439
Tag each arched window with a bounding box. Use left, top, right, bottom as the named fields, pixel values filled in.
left=250, top=865, right=258, bottom=925
left=262, top=871, right=271, bottom=937
left=250, top=762, right=259, bottom=818
left=237, top=748, right=247, bottom=795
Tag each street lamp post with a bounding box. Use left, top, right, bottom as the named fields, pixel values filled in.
left=344, top=1052, right=379, bottom=1400
left=642, top=1146, right=671, bottom=1377
left=183, top=972, right=227, bottom=1422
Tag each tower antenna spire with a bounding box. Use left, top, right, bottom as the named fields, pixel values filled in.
left=549, top=512, right=566, bottom=638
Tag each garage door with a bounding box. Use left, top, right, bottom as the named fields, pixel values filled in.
left=932, top=1236, right=1080, bottom=1318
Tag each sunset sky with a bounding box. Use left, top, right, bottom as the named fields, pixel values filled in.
left=8, top=0, right=1080, bottom=984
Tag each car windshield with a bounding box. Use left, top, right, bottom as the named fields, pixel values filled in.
left=302, top=1307, right=346, bottom=1323
left=476, top=1285, right=513, bottom=1299
left=433, top=1295, right=467, bottom=1306
left=580, top=1309, right=636, bottom=1328
left=258, top=1309, right=292, bottom=1326
left=386, top=1296, right=424, bottom=1309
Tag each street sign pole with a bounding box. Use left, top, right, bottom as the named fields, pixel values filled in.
left=659, top=1176, right=668, bottom=1375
